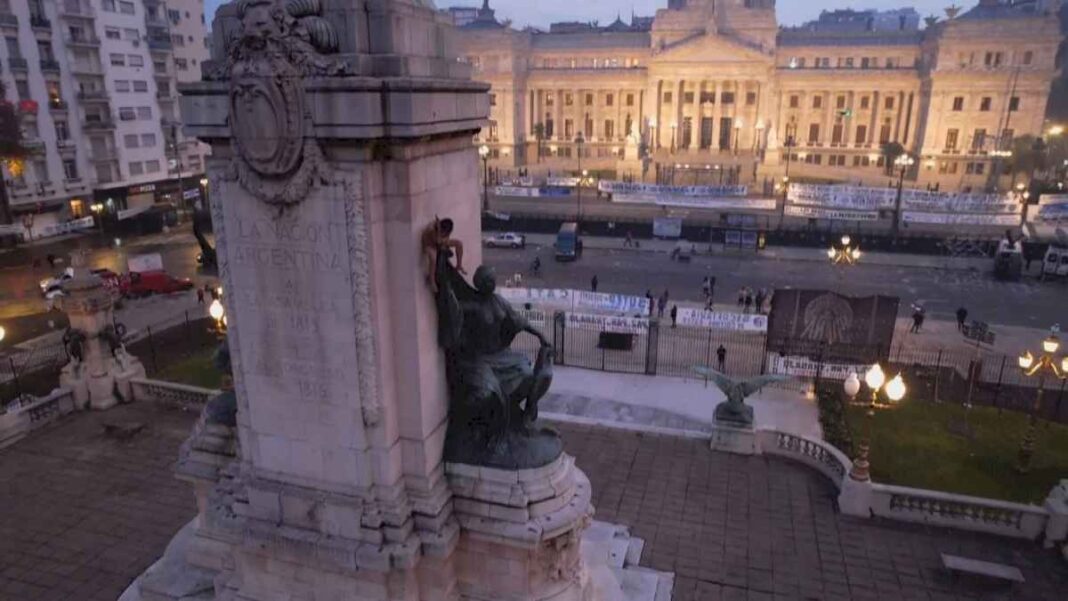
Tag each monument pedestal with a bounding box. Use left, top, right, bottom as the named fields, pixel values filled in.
left=710, top=421, right=757, bottom=455
left=447, top=454, right=593, bottom=601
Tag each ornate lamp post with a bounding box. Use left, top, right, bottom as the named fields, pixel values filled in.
left=478, top=144, right=490, bottom=212
left=845, top=364, right=907, bottom=481
left=1015, top=327, right=1068, bottom=473
left=827, top=234, right=861, bottom=265
left=577, top=169, right=588, bottom=228
left=892, top=153, right=915, bottom=236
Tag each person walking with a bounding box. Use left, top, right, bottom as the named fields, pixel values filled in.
left=701, top=276, right=711, bottom=298
left=657, top=295, right=667, bottom=318
left=716, top=344, right=727, bottom=372
left=591, top=274, right=598, bottom=292
left=910, top=305, right=925, bottom=333
left=737, top=288, right=745, bottom=309
left=743, top=289, right=753, bottom=314
left=197, top=288, right=205, bottom=305
left=755, top=288, right=766, bottom=315
left=645, top=289, right=654, bottom=316
left=624, top=231, right=633, bottom=248
left=670, top=304, right=678, bottom=328
left=956, top=306, right=968, bottom=332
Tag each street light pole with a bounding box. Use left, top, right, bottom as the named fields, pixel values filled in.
left=478, top=144, right=490, bottom=213
left=1015, top=328, right=1067, bottom=473
left=892, top=154, right=914, bottom=238
left=846, top=365, right=906, bottom=482
left=575, top=134, right=584, bottom=227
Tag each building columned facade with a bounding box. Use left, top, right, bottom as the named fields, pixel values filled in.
left=455, top=0, right=1064, bottom=190
left=0, top=0, right=209, bottom=237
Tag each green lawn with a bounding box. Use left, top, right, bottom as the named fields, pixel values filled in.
left=154, top=349, right=223, bottom=390
left=846, top=399, right=1068, bottom=504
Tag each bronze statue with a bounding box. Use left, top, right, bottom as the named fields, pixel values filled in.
left=693, top=367, right=790, bottom=427
left=433, top=244, right=560, bottom=469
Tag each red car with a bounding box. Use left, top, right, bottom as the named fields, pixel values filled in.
left=124, top=270, right=194, bottom=297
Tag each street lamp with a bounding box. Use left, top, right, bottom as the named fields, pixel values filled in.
left=828, top=234, right=861, bottom=265
left=669, top=122, right=677, bottom=154
left=1015, top=327, right=1068, bottom=473
left=1048, top=125, right=1064, bottom=137
left=892, top=153, right=915, bottom=237
left=846, top=364, right=906, bottom=481
left=578, top=168, right=589, bottom=226
left=648, top=118, right=658, bottom=150
left=478, top=144, right=490, bottom=212
left=733, top=118, right=743, bottom=155
left=0, top=325, right=5, bottom=344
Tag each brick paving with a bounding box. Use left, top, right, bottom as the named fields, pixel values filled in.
left=0, top=405, right=1065, bottom=601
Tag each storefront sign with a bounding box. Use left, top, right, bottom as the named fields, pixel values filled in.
left=767, top=354, right=870, bottom=381
left=565, top=312, right=649, bottom=334
left=675, top=308, right=768, bottom=332
left=129, top=183, right=156, bottom=194
left=784, top=205, right=880, bottom=221
left=900, top=212, right=1022, bottom=226
left=598, top=181, right=747, bottom=197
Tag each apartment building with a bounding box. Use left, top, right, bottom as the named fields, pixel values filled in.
left=0, top=0, right=208, bottom=237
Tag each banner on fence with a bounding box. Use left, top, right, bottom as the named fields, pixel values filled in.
left=0, top=224, right=24, bottom=236
left=783, top=205, right=880, bottom=221
left=652, top=217, right=683, bottom=238
left=767, top=354, right=871, bottom=381
left=499, top=287, right=650, bottom=315
left=1036, top=195, right=1068, bottom=223
left=675, top=308, right=768, bottom=332
left=128, top=253, right=164, bottom=273
left=546, top=176, right=581, bottom=187
left=900, top=211, right=1022, bottom=226
left=614, top=194, right=777, bottom=211
left=494, top=185, right=541, bottom=198
left=598, top=181, right=748, bottom=197
left=787, top=184, right=897, bottom=210
left=565, top=312, right=649, bottom=334
left=767, top=290, right=898, bottom=361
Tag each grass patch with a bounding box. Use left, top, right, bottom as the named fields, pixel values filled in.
left=153, top=348, right=222, bottom=390
left=845, top=399, right=1068, bottom=504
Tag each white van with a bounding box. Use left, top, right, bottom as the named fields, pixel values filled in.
left=1041, top=246, right=1068, bottom=280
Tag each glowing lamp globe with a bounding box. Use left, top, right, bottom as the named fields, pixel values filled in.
left=885, top=374, right=906, bottom=402
left=865, top=363, right=885, bottom=390
left=209, top=299, right=225, bottom=321
left=843, top=372, right=861, bottom=398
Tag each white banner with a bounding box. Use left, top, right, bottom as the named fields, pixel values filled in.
left=901, top=212, right=1022, bottom=226
left=493, top=185, right=541, bottom=198
left=787, top=184, right=897, bottom=210
left=675, top=308, right=768, bottom=332
left=546, top=177, right=581, bottom=187
left=565, top=312, right=649, bottom=334
left=767, top=354, right=870, bottom=381
left=598, top=181, right=748, bottom=197
left=128, top=253, right=164, bottom=273
left=652, top=217, right=683, bottom=238
left=0, top=224, right=25, bottom=236
left=900, top=189, right=1017, bottom=213
left=614, top=194, right=777, bottom=211
left=784, top=205, right=880, bottom=221
left=499, top=287, right=651, bottom=315
left=36, top=217, right=95, bottom=238
left=1036, top=195, right=1068, bottom=223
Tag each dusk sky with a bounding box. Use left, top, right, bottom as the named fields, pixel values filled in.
left=204, top=0, right=978, bottom=30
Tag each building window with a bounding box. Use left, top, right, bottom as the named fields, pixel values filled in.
left=129, top=161, right=144, bottom=175
left=137, top=106, right=152, bottom=119
left=564, top=119, right=573, bottom=138
left=168, top=9, right=181, bottom=23
left=844, top=58, right=854, bottom=68
left=171, top=34, right=185, bottom=47
left=831, top=123, right=844, bottom=144
left=746, top=92, right=756, bottom=106
left=545, top=94, right=554, bottom=107
left=949, top=96, right=964, bottom=111
left=55, top=121, right=69, bottom=140
left=698, top=91, right=713, bottom=104
left=979, top=97, right=991, bottom=111
left=860, top=57, right=871, bottom=69
left=860, top=96, right=870, bottom=110
left=879, top=121, right=891, bottom=144
left=129, top=55, right=144, bottom=67
left=1001, top=129, right=1014, bottom=149
left=119, top=107, right=136, bottom=121
left=63, top=159, right=79, bottom=180
left=118, top=1, right=135, bottom=15
left=789, top=95, right=799, bottom=108
left=488, top=93, right=496, bottom=106
left=721, top=92, right=735, bottom=104
left=114, top=80, right=130, bottom=92
left=102, top=0, right=116, bottom=11
left=124, top=134, right=139, bottom=148
left=812, top=96, right=822, bottom=109
left=1023, top=50, right=1033, bottom=65
left=972, top=129, right=986, bottom=150
left=1009, top=96, right=1019, bottom=111
left=104, top=27, right=121, bottom=40
left=604, top=120, right=614, bottom=139
left=681, top=117, right=692, bottom=148
left=15, top=80, right=30, bottom=100
left=141, top=133, right=156, bottom=146
left=884, top=96, right=894, bottom=110
left=110, top=53, right=126, bottom=66
left=585, top=93, right=593, bottom=106
left=175, top=58, right=188, bottom=70
left=605, top=93, right=614, bottom=106
left=836, top=95, right=846, bottom=109
left=662, top=92, right=671, bottom=104
left=807, top=123, right=820, bottom=143
left=945, top=129, right=959, bottom=151
left=124, top=28, right=138, bottom=41
left=855, top=125, right=867, bottom=144
left=132, top=80, right=147, bottom=92
left=565, top=93, right=574, bottom=106
left=145, top=160, right=161, bottom=173
left=683, top=91, right=694, bottom=104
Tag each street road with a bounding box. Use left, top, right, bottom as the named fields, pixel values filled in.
left=1, top=226, right=1064, bottom=331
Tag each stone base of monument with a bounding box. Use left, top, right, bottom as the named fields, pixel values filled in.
left=60, top=353, right=146, bottom=411
left=446, top=453, right=594, bottom=600
left=582, top=521, right=674, bottom=601
left=709, top=421, right=758, bottom=455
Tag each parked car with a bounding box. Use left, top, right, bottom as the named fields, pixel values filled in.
left=125, top=270, right=194, bottom=297
left=1041, top=245, right=1068, bottom=280
left=39, top=267, right=75, bottom=295
left=484, top=232, right=526, bottom=249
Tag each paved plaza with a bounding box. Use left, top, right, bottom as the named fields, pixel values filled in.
left=0, top=404, right=1065, bottom=601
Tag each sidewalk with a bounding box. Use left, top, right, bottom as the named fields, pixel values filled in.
left=515, top=232, right=992, bottom=271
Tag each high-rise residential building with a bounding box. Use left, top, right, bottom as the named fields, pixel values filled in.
left=0, top=0, right=209, bottom=237
left=456, top=0, right=1065, bottom=191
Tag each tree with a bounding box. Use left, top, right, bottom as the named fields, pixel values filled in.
left=880, top=141, right=904, bottom=176
left=0, top=81, right=27, bottom=244
left=532, top=122, right=545, bottom=164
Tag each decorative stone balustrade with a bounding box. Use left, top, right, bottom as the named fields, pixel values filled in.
left=129, top=378, right=218, bottom=409
left=0, top=388, right=76, bottom=449
left=871, top=484, right=1050, bottom=540
left=758, top=430, right=850, bottom=487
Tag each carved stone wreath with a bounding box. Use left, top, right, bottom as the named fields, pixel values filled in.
left=220, top=0, right=350, bottom=208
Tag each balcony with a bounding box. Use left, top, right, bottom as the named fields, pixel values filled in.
left=83, top=119, right=116, bottom=130
left=8, top=57, right=28, bottom=71
left=30, top=15, right=51, bottom=32
left=90, top=149, right=118, bottom=161
left=49, top=99, right=69, bottom=112
left=156, top=90, right=175, bottom=101
left=65, top=34, right=100, bottom=47
left=0, top=13, right=17, bottom=28
left=77, top=90, right=108, bottom=102
left=147, top=38, right=172, bottom=51
left=58, top=3, right=95, bottom=19
left=22, top=139, right=46, bottom=154
left=56, top=139, right=76, bottom=151
left=40, top=59, right=61, bottom=73
left=145, top=14, right=168, bottom=27
left=70, top=63, right=103, bottom=76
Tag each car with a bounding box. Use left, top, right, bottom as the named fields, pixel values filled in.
left=39, top=267, right=75, bottom=295
left=484, top=232, right=526, bottom=249
left=125, top=270, right=195, bottom=298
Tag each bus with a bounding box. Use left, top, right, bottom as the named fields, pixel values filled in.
left=554, top=222, right=583, bottom=261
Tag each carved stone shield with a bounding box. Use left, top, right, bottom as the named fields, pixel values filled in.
left=230, top=71, right=305, bottom=178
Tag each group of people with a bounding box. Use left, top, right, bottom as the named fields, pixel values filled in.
left=736, top=286, right=769, bottom=315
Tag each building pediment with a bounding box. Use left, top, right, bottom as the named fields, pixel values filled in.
left=651, top=31, right=773, bottom=65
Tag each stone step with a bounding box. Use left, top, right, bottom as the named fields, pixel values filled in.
left=624, top=535, right=645, bottom=567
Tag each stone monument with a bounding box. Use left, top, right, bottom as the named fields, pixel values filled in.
left=58, top=252, right=144, bottom=410
left=122, top=0, right=610, bottom=599
left=694, top=368, right=788, bottom=454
